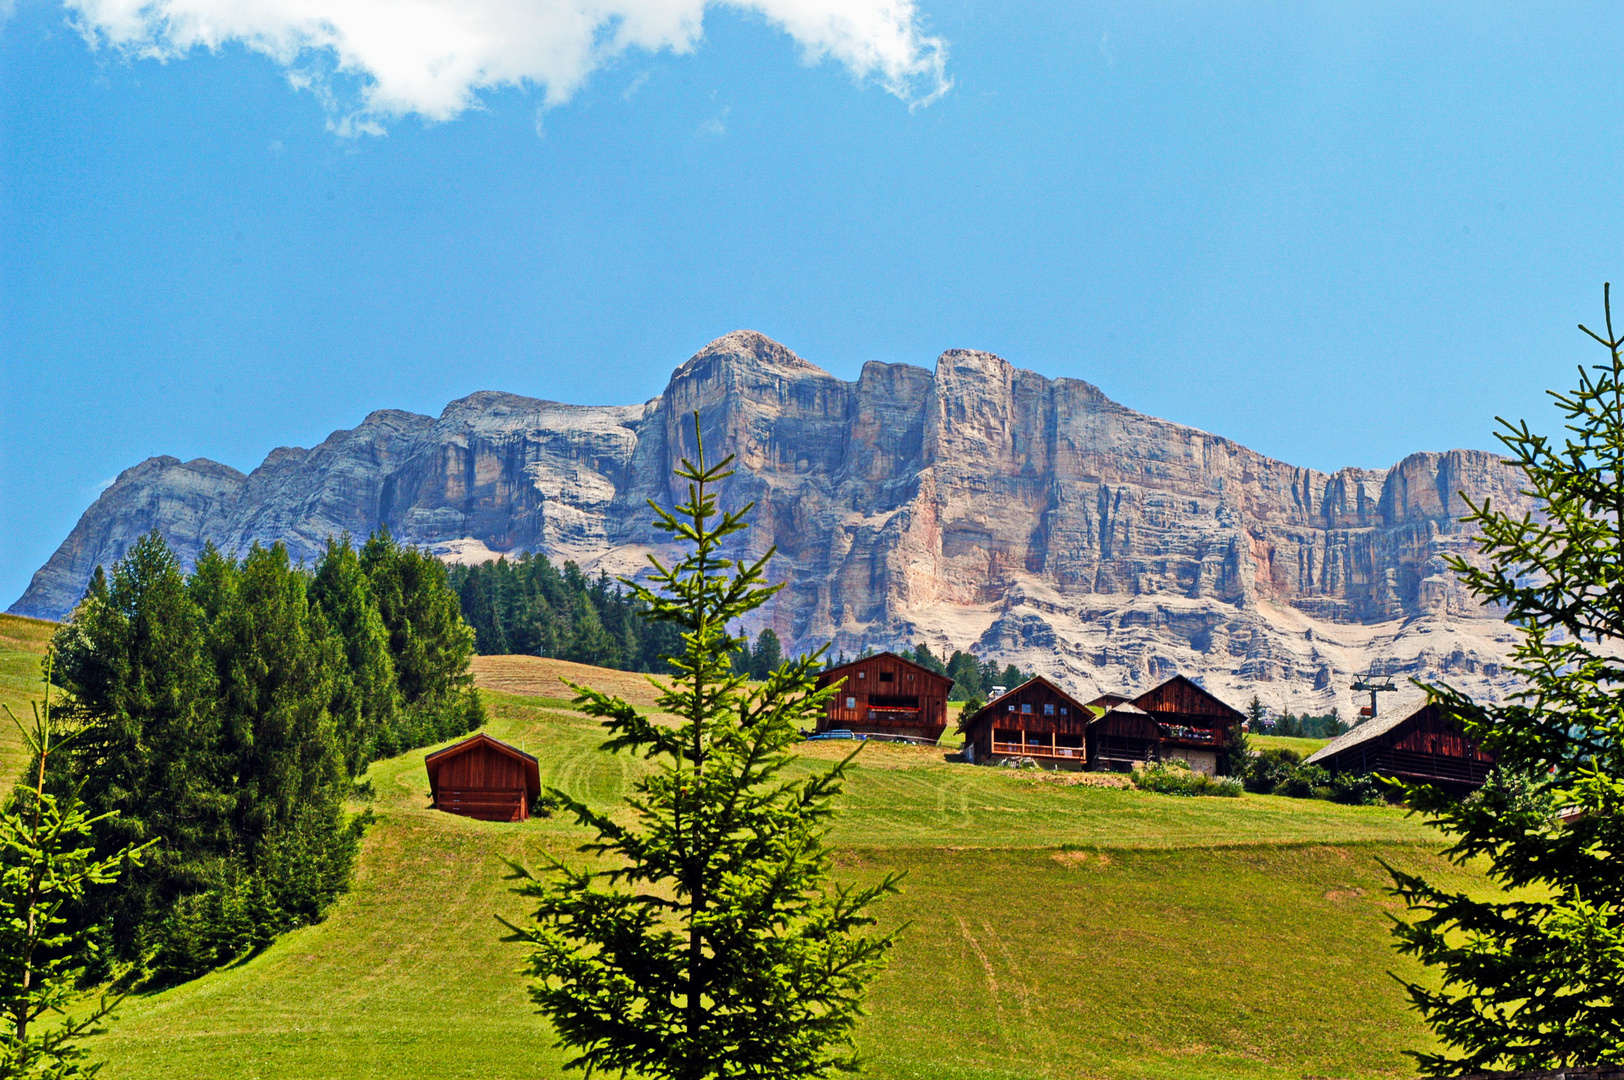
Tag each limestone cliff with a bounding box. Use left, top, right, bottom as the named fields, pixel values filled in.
left=11, top=331, right=1531, bottom=711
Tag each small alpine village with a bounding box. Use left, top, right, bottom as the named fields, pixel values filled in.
left=4, top=341, right=1622, bottom=1080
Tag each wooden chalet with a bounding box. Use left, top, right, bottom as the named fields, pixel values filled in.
left=1125, top=675, right=1244, bottom=776
left=425, top=732, right=542, bottom=822
left=958, top=677, right=1093, bottom=769
left=1306, top=701, right=1494, bottom=792
left=1086, top=703, right=1162, bottom=771
left=815, top=652, right=954, bottom=742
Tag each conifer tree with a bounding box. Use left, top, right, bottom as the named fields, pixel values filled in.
left=751, top=628, right=782, bottom=679
left=0, top=663, right=153, bottom=1078
left=503, top=418, right=899, bottom=1080
left=1387, top=285, right=1624, bottom=1072
left=309, top=536, right=401, bottom=775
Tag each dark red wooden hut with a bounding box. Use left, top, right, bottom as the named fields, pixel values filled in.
left=1129, top=675, right=1244, bottom=776
left=425, top=732, right=542, bottom=822
left=815, top=652, right=955, bottom=742
left=958, top=677, right=1093, bottom=769
left=1306, top=702, right=1494, bottom=792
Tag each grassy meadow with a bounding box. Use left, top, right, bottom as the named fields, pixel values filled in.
left=0, top=621, right=1481, bottom=1079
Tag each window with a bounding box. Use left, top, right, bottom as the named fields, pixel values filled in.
left=1061, top=706, right=1068, bottom=715
left=1007, top=705, right=1016, bottom=712
left=907, top=673, right=914, bottom=681
left=858, top=671, right=865, bottom=679
left=880, top=672, right=894, bottom=683
left=1044, top=703, right=1055, bottom=716
left=1022, top=704, right=1033, bottom=714
left=845, top=697, right=856, bottom=709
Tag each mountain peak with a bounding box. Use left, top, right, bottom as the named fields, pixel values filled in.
left=676, top=331, right=830, bottom=380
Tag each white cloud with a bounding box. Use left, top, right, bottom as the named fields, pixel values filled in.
left=65, top=0, right=951, bottom=134
left=698, top=105, right=728, bottom=135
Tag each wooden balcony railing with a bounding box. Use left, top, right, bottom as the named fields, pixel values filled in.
left=992, top=741, right=1084, bottom=759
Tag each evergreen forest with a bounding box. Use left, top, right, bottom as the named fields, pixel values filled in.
left=448, top=554, right=1032, bottom=696
left=46, top=530, right=483, bottom=985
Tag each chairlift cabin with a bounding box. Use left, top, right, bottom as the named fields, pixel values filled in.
left=425, top=732, right=541, bottom=822
left=815, top=652, right=955, bottom=742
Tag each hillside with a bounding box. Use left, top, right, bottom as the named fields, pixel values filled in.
left=12, top=332, right=1529, bottom=714
left=34, top=648, right=1482, bottom=1080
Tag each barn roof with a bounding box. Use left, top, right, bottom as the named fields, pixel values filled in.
left=1131, top=675, right=1246, bottom=721
left=1088, top=702, right=1160, bottom=736
left=1305, top=697, right=1431, bottom=767
left=425, top=731, right=542, bottom=800
left=818, top=651, right=955, bottom=688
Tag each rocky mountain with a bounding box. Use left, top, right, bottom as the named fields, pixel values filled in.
left=12, top=331, right=1531, bottom=712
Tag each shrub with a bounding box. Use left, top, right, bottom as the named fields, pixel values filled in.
left=1330, top=771, right=1388, bottom=806
left=1240, top=748, right=1303, bottom=794
left=1132, top=760, right=1242, bottom=798
left=1272, top=762, right=1330, bottom=799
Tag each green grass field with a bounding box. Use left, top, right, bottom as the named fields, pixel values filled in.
left=1248, top=734, right=1333, bottom=757
left=0, top=626, right=1477, bottom=1079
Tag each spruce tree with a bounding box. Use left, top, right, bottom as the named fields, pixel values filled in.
left=0, top=663, right=154, bottom=1078
left=309, top=536, right=401, bottom=775
left=502, top=419, right=899, bottom=1080
left=751, top=628, right=782, bottom=679
left=361, top=530, right=483, bottom=742
left=1386, top=285, right=1624, bottom=1072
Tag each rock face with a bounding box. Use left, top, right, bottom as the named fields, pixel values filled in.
left=11, top=331, right=1533, bottom=711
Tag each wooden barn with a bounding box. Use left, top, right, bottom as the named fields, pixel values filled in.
left=1305, top=702, right=1495, bottom=792
left=815, top=652, right=955, bottom=742
left=958, top=677, right=1093, bottom=769
left=1128, top=675, right=1244, bottom=776
left=1086, top=703, right=1162, bottom=771
left=425, top=732, right=542, bottom=822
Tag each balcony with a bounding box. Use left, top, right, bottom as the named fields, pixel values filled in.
left=991, top=741, right=1084, bottom=760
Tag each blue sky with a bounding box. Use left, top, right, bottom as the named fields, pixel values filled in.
left=4, top=0, right=1623, bottom=607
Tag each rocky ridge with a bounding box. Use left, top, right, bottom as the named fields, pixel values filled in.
left=12, top=331, right=1531, bottom=712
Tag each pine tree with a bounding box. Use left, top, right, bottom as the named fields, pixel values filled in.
left=502, top=418, right=899, bottom=1080
left=361, top=530, right=483, bottom=742
left=751, top=627, right=782, bottom=679
left=51, top=533, right=227, bottom=962
left=309, top=536, right=401, bottom=776
left=0, top=662, right=154, bottom=1078
left=1386, top=285, right=1624, bottom=1072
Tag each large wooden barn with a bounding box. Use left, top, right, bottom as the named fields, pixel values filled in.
left=1127, top=675, right=1243, bottom=776
left=958, top=677, right=1093, bottom=769
left=425, top=732, right=542, bottom=822
left=1306, top=702, right=1495, bottom=792
left=815, top=652, right=955, bottom=742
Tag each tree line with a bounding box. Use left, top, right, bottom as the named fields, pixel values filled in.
left=46, top=529, right=483, bottom=986
left=450, top=554, right=1037, bottom=701
left=449, top=554, right=684, bottom=674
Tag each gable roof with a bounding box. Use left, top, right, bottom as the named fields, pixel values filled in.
left=1131, top=675, right=1246, bottom=721
left=818, top=651, right=955, bottom=688
left=425, top=731, right=542, bottom=800
left=959, top=676, right=1092, bottom=733
left=1304, top=697, right=1431, bottom=767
